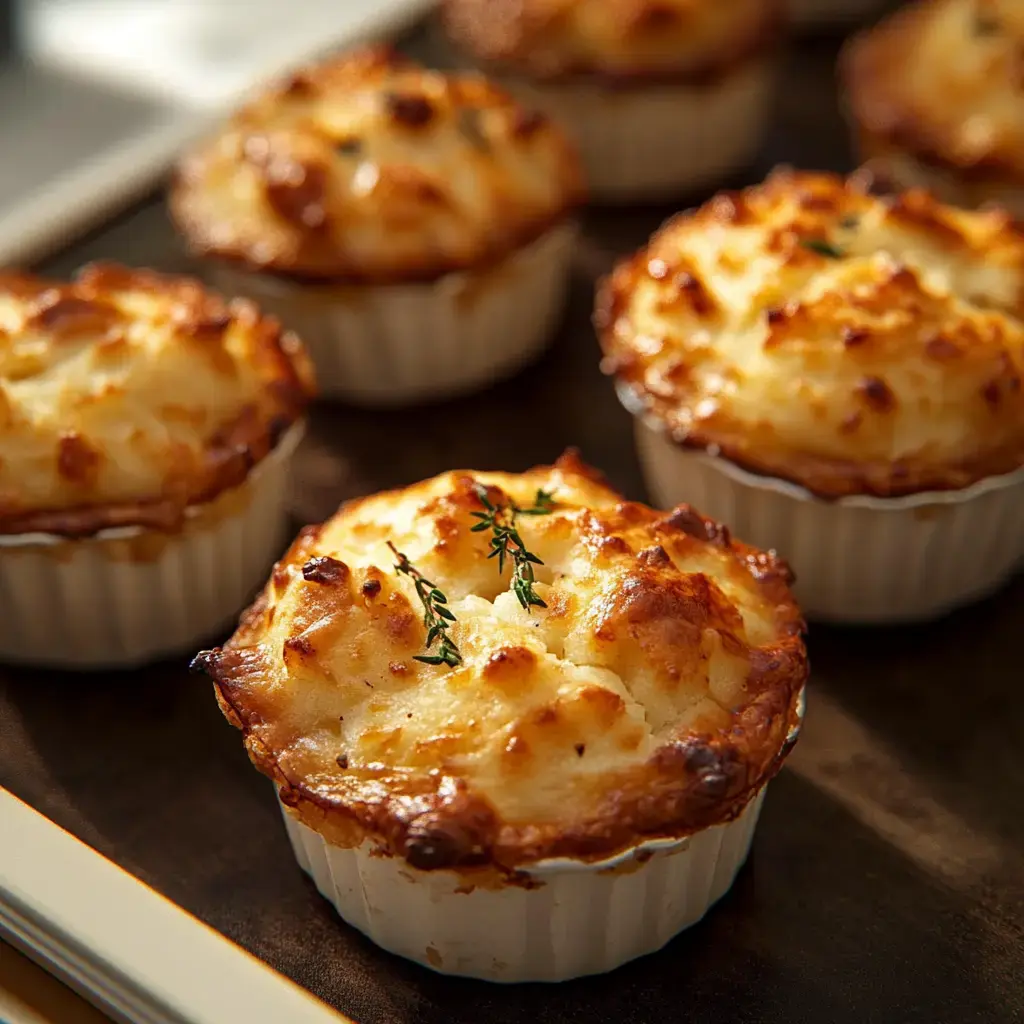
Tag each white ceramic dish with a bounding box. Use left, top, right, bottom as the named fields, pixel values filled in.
left=499, top=61, right=774, bottom=203
left=635, top=417, right=1024, bottom=624
left=0, top=424, right=303, bottom=670
left=206, top=223, right=577, bottom=406
left=281, top=791, right=764, bottom=983
left=276, top=689, right=804, bottom=983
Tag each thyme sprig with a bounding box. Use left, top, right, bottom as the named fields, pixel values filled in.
left=800, top=238, right=845, bottom=259
left=471, top=485, right=555, bottom=610
left=387, top=541, right=461, bottom=667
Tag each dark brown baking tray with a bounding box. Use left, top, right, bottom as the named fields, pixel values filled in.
left=3, top=12, right=1024, bottom=1024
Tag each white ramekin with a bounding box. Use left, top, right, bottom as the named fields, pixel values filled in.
left=275, top=690, right=804, bottom=983
left=0, top=425, right=303, bottom=670
left=789, top=0, right=887, bottom=29
left=205, top=222, right=576, bottom=406
left=280, top=789, right=765, bottom=982
left=499, top=60, right=774, bottom=203
left=634, top=418, right=1024, bottom=625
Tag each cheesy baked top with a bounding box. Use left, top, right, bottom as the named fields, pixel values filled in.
left=170, top=46, right=584, bottom=282
left=843, top=0, right=1024, bottom=182
left=196, top=453, right=806, bottom=870
left=442, top=0, right=780, bottom=81
left=0, top=264, right=314, bottom=537
left=597, top=169, right=1024, bottom=498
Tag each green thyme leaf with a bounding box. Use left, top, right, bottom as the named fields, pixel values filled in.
left=470, top=484, right=555, bottom=611
left=800, top=238, right=846, bottom=259
left=389, top=542, right=461, bottom=668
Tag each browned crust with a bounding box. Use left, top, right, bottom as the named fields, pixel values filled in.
left=0, top=263, right=315, bottom=538
left=595, top=168, right=1024, bottom=500
left=193, top=452, right=808, bottom=872
left=169, top=45, right=585, bottom=283
left=175, top=209, right=577, bottom=287
left=441, top=0, right=784, bottom=85
left=840, top=0, right=1024, bottom=185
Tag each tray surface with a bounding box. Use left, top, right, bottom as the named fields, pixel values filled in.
left=2, top=15, right=1024, bottom=1024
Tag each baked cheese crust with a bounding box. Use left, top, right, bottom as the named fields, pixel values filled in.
left=0, top=263, right=314, bottom=536
left=196, top=452, right=806, bottom=870
left=441, top=0, right=781, bottom=81
left=843, top=0, right=1024, bottom=196
left=171, top=46, right=584, bottom=283
left=597, top=169, right=1024, bottom=498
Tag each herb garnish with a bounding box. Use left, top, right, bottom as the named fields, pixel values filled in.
left=471, top=485, right=555, bottom=610
left=387, top=542, right=462, bottom=667
left=800, top=238, right=845, bottom=259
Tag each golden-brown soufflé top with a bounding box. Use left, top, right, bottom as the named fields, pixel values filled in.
left=843, top=0, right=1024, bottom=184
left=195, top=453, right=807, bottom=872
left=597, top=168, right=1024, bottom=498
left=441, top=0, right=781, bottom=81
left=171, top=46, right=584, bottom=283
left=0, top=263, right=314, bottom=537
